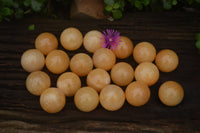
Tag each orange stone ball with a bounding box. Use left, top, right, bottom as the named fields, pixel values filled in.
left=40, top=88, right=66, bottom=113
left=159, top=81, right=184, bottom=106
left=133, top=42, right=156, bottom=64
left=111, top=62, right=134, bottom=86
left=93, top=48, right=116, bottom=71
left=135, top=62, right=159, bottom=86
left=57, top=72, right=81, bottom=97
left=125, top=81, right=151, bottom=107
left=74, top=87, right=99, bottom=112
left=87, top=68, right=111, bottom=92
left=112, top=36, right=134, bottom=59
left=100, top=84, right=125, bottom=111
left=70, top=53, right=93, bottom=77
left=155, top=49, right=179, bottom=72
left=46, top=50, right=70, bottom=74
left=26, top=71, right=51, bottom=96
left=83, top=30, right=103, bottom=53
left=21, top=49, right=45, bottom=72
left=35, top=32, right=58, bottom=55
left=60, top=27, right=83, bottom=51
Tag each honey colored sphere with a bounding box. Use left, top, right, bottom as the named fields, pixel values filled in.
left=111, top=62, right=134, bottom=86
left=93, top=48, right=116, bottom=71
left=158, top=81, right=184, bottom=106
left=112, top=36, right=133, bottom=59
left=40, top=88, right=66, bottom=113
left=135, top=62, right=159, bottom=86
left=35, top=32, right=58, bottom=55
left=83, top=30, right=103, bottom=53
left=100, top=84, right=125, bottom=111
left=57, top=72, right=81, bottom=97
left=87, top=68, right=111, bottom=92
left=26, top=71, right=51, bottom=96
left=125, top=81, right=151, bottom=107
left=21, top=49, right=45, bottom=72
left=60, top=27, right=83, bottom=51
left=133, top=42, right=156, bottom=64
left=74, top=87, right=99, bottom=112
left=46, top=50, right=70, bottom=74
left=70, top=53, right=93, bottom=77
left=155, top=49, right=179, bottom=72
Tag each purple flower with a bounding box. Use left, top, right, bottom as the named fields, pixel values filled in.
left=101, top=29, right=121, bottom=50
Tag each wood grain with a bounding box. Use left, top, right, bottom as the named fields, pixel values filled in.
left=0, top=12, right=200, bottom=132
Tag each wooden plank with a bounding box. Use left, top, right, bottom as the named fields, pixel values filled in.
left=0, top=12, right=200, bottom=132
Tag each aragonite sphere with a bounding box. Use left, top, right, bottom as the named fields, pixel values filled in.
left=74, top=87, right=99, bottom=112
left=60, top=27, right=83, bottom=51
left=21, top=49, right=45, bottom=72
left=26, top=71, right=51, bottom=96
left=125, top=81, right=151, bottom=107
left=46, top=50, right=70, bottom=74
left=35, top=32, right=58, bottom=55
left=70, top=53, right=93, bottom=77
left=93, top=48, right=116, bottom=71
left=111, top=62, right=134, bottom=86
left=112, top=36, right=133, bottom=59
left=83, top=30, right=103, bottom=53
left=40, top=88, right=66, bottom=113
left=155, top=49, right=179, bottom=72
left=100, top=84, right=125, bottom=111
left=133, top=42, right=156, bottom=64
left=135, top=62, right=159, bottom=86
left=57, top=72, right=81, bottom=97
left=159, top=81, right=184, bottom=106
left=87, top=68, right=111, bottom=92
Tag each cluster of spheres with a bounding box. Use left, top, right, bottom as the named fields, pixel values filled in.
left=21, top=27, right=184, bottom=113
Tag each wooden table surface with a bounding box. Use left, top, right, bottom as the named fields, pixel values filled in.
left=0, top=12, right=200, bottom=133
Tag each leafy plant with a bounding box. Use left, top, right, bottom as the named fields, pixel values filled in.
left=104, top=0, right=200, bottom=20
left=0, top=0, right=200, bottom=22
left=0, top=0, right=71, bottom=22
left=195, top=33, right=200, bottom=53
left=128, top=0, right=151, bottom=10
left=104, top=0, right=125, bottom=21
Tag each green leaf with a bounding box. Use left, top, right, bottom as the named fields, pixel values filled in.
left=172, top=0, right=178, bottom=5
left=196, top=0, right=200, bottom=3
left=31, top=0, right=42, bottom=12
left=113, top=3, right=120, bottom=9
left=119, top=0, right=125, bottom=11
left=195, top=41, right=200, bottom=50
left=119, top=0, right=125, bottom=7
left=28, top=24, right=35, bottom=31
left=105, top=5, right=113, bottom=11
left=24, top=0, right=31, bottom=7
left=13, top=2, right=19, bottom=9
left=142, top=0, right=150, bottom=6
left=196, top=33, right=200, bottom=41
left=112, top=9, right=122, bottom=20
left=1, top=7, right=14, bottom=16
left=128, top=0, right=135, bottom=5
left=1, top=0, right=13, bottom=7
left=163, top=1, right=172, bottom=10
left=198, top=50, right=200, bottom=54
left=187, top=0, right=194, bottom=5
left=104, top=0, right=114, bottom=6
left=135, top=1, right=143, bottom=10
left=15, top=9, right=24, bottom=19
left=39, top=0, right=47, bottom=4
